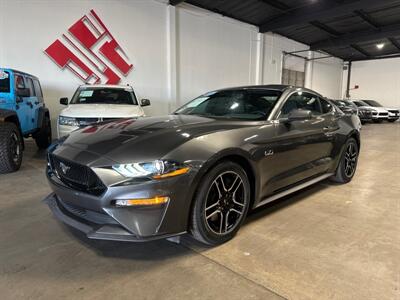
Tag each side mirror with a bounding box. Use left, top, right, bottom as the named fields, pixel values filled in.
left=16, top=88, right=30, bottom=97
left=60, top=97, right=68, bottom=105
left=140, top=99, right=151, bottom=107
left=287, top=109, right=313, bottom=122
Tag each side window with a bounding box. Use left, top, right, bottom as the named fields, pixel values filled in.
left=0, top=70, right=10, bottom=93
left=15, top=75, right=25, bottom=90
left=26, top=77, right=36, bottom=97
left=280, top=92, right=322, bottom=118
left=33, top=79, right=43, bottom=100
left=320, top=98, right=333, bottom=114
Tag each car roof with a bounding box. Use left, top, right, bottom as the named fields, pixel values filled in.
left=79, top=84, right=133, bottom=90
left=0, top=68, right=39, bottom=80
left=213, top=84, right=323, bottom=96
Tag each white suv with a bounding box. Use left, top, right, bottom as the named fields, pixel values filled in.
left=352, top=100, right=389, bottom=123
left=58, top=85, right=149, bottom=138
left=362, top=100, right=399, bottom=123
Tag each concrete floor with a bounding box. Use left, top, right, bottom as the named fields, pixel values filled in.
left=0, top=122, right=399, bottom=300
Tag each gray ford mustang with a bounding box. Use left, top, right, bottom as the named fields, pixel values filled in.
left=44, top=85, right=361, bottom=245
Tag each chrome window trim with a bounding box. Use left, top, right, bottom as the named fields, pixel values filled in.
left=269, top=88, right=326, bottom=120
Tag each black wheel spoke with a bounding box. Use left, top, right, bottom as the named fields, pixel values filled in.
left=10, top=133, right=20, bottom=163
left=219, top=211, right=225, bottom=234
left=206, top=209, right=221, bottom=220
left=343, top=142, right=358, bottom=178
left=205, top=201, right=219, bottom=213
left=204, top=171, right=247, bottom=235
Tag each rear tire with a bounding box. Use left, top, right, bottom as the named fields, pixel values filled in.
left=0, top=123, right=23, bottom=174
left=34, top=116, right=52, bottom=149
left=330, top=138, right=359, bottom=184
left=190, top=161, right=251, bottom=245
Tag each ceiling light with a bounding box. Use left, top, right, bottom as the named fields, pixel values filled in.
left=376, top=43, right=385, bottom=49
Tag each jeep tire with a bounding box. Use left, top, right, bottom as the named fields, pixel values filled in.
left=34, top=116, right=52, bottom=149
left=0, top=122, right=23, bottom=174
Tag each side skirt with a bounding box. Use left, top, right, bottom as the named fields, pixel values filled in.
left=255, top=173, right=334, bottom=208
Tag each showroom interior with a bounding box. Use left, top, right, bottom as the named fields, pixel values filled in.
left=0, top=0, right=399, bottom=299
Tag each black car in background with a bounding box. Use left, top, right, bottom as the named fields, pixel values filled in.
left=332, top=99, right=372, bottom=124
left=362, top=100, right=399, bottom=122
left=44, top=85, right=361, bottom=245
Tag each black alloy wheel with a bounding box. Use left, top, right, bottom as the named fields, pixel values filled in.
left=343, top=142, right=357, bottom=178
left=190, top=161, right=250, bottom=245
left=331, top=137, right=359, bottom=183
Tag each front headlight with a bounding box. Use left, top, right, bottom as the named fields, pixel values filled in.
left=59, top=116, right=79, bottom=126
left=112, top=160, right=190, bottom=179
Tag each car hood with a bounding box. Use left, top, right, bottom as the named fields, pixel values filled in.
left=60, top=104, right=145, bottom=118
left=358, top=106, right=387, bottom=112
left=57, top=115, right=254, bottom=164
left=382, top=107, right=399, bottom=111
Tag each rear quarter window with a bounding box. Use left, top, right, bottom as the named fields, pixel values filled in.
left=33, top=79, right=43, bottom=99
left=0, top=71, right=10, bottom=93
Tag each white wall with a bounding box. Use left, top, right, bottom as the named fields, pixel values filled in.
left=0, top=0, right=169, bottom=122
left=342, top=58, right=400, bottom=107
left=176, top=5, right=259, bottom=107
left=0, top=0, right=345, bottom=136
left=262, top=33, right=308, bottom=84
left=310, top=55, right=343, bottom=99
left=260, top=35, right=344, bottom=99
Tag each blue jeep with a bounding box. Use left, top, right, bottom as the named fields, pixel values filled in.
left=0, top=69, right=51, bottom=173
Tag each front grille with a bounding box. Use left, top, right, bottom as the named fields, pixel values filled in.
left=58, top=198, right=117, bottom=225
left=379, top=112, right=388, bottom=116
left=49, top=154, right=106, bottom=196
left=359, top=110, right=372, bottom=117
left=76, top=117, right=100, bottom=126
left=102, top=118, right=119, bottom=122
left=76, top=117, right=121, bottom=126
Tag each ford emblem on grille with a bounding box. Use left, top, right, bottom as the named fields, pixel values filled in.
left=59, top=162, right=71, bottom=174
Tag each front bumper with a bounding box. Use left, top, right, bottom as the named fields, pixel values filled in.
left=44, top=152, right=194, bottom=242
left=371, top=114, right=389, bottom=120
left=388, top=112, right=399, bottom=120
left=43, top=193, right=185, bottom=242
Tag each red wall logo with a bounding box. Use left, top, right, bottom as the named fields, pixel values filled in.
left=45, top=10, right=133, bottom=84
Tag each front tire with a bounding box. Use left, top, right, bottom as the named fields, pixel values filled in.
left=190, top=161, right=251, bottom=245
left=388, top=119, right=396, bottom=123
left=330, top=138, right=359, bottom=184
left=0, top=123, right=23, bottom=174
left=34, top=116, right=52, bottom=149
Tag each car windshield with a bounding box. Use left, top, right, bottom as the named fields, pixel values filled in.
left=0, top=70, right=10, bottom=93
left=353, top=101, right=369, bottom=107
left=71, top=88, right=138, bottom=105
left=363, top=100, right=382, bottom=107
left=174, top=89, right=282, bottom=120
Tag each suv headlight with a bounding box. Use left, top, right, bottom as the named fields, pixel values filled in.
left=59, top=116, right=79, bottom=126
left=112, top=160, right=190, bottom=179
